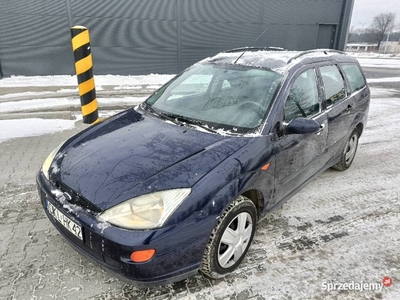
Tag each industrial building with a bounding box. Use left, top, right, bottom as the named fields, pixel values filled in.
left=0, top=0, right=354, bottom=76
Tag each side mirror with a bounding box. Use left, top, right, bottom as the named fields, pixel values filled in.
left=285, top=117, right=321, bottom=134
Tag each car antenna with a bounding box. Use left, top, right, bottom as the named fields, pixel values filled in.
left=234, top=27, right=268, bottom=64
left=254, top=27, right=268, bottom=44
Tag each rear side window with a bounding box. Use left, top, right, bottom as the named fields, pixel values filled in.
left=285, top=69, right=320, bottom=121
left=320, top=65, right=346, bottom=106
left=341, top=64, right=366, bottom=93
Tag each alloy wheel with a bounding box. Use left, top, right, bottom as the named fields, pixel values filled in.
left=217, top=212, right=253, bottom=269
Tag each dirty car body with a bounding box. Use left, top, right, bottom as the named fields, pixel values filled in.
left=36, top=49, right=370, bottom=286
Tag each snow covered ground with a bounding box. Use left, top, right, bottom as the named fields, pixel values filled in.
left=349, top=52, right=400, bottom=58
left=348, top=52, right=400, bottom=69
left=355, top=59, right=400, bottom=69
left=0, top=74, right=174, bottom=88
left=0, top=75, right=173, bottom=142
left=0, top=118, right=77, bottom=143
left=0, top=97, right=146, bottom=114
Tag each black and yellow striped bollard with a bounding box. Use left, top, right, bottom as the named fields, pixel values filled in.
left=71, top=26, right=99, bottom=124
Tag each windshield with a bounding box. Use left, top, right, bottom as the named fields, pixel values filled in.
left=145, top=64, right=283, bottom=134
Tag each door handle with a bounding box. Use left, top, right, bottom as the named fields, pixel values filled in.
left=315, top=123, right=325, bottom=135
left=346, top=104, right=354, bottom=112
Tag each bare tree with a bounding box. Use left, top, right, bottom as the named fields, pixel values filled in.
left=347, top=26, right=358, bottom=43
left=371, top=13, right=396, bottom=47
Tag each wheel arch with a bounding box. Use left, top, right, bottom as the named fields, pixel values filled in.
left=352, top=111, right=367, bottom=138
left=241, top=189, right=264, bottom=220
left=355, top=122, right=364, bottom=137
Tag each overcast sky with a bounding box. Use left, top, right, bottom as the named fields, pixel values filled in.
left=350, top=0, right=400, bottom=29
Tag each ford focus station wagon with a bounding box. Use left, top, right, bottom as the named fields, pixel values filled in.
left=36, top=48, right=369, bottom=286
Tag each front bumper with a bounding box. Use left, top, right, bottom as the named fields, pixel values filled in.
left=36, top=171, right=213, bottom=286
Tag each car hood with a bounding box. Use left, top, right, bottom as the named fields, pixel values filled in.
left=51, top=109, right=247, bottom=210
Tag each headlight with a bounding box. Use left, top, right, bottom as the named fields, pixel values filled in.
left=99, top=189, right=191, bottom=229
left=42, top=142, right=64, bottom=180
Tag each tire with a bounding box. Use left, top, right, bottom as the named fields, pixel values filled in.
left=332, top=129, right=359, bottom=171
left=200, top=195, right=257, bottom=279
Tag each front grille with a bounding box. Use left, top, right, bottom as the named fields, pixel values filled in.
left=55, top=180, right=102, bottom=214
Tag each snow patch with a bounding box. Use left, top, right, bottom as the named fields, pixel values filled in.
left=146, top=85, right=162, bottom=89
left=50, top=188, right=64, bottom=199
left=113, top=85, right=142, bottom=90
left=370, top=87, right=398, bottom=98
left=348, top=52, right=400, bottom=58
left=0, top=74, right=174, bottom=87
left=0, top=97, right=146, bottom=113
left=0, top=118, right=76, bottom=143
left=367, top=77, right=400, bottom=83
left=96, top=221, right=111, bottom=234
left=0, top=90, right=76, bottom=100
left=51, top=188, right=86, bottom=215
left=98, top=97, right=147, bottom=106
left=0, top=98, right=77, bottom=113
left=356, top=58, right=400, bottom=69
left=52, top=164, right=60, bottom=174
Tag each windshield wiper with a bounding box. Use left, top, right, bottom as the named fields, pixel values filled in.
left=141, top=103, right=181, bottom=126
left=171, top=115, right=219, bottom=134
left=141, top=103, right=218, bottom=134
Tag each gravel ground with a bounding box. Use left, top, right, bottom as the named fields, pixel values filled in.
left=0, top=67, right=399, bottom=299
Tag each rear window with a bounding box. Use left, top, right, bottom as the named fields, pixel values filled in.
left=341, top=63, right=366, bottom=93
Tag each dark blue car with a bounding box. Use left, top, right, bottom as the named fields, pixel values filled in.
left=36, top=48, right=369, bottom=286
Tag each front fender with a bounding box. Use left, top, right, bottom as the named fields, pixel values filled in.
left=165, top=157, right=243, bottom=226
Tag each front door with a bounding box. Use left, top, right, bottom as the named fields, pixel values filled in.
left=273, top=68, right=328, bottom=205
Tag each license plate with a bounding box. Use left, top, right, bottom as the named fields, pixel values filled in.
left=47, top=200, right=83, bottom=241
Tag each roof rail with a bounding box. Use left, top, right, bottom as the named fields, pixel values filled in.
left=225, top=46, right=287, bottom=53
left=287, top=49, right=346, bottom=64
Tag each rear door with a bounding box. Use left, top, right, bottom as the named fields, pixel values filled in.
left=340, top=63, right=369, bottom=110
left=318, top=64, right=356, bottom=158
left=272, top=67, right=328, bottom=205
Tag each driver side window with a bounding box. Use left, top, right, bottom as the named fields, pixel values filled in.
left=284, top=69, right=320, bottom=121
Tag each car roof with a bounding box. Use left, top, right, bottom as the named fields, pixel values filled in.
left=200, top=48, right=358, bottom=74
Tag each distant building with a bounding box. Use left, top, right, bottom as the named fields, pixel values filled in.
left=346, top=43, right=379, bottom=52
left=0, top=0, right=354, bottom=76
left=379, top=41, right=400, bottom=54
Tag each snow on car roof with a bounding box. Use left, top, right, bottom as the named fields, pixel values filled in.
left=201, top=51, right=296, bottom=71
left=202, top=49, right=355, bottom=73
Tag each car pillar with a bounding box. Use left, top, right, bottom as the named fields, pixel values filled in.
left=70, top=26, right=99, bottom=124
